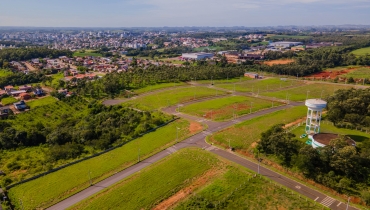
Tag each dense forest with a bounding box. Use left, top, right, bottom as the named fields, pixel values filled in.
left=257, top=124, right=370, bottom=205
left=0, top=96, right=172, bottom=160
left=0, top=47, right=72, bottom=68
left=327, top=88, right=370, bottom=129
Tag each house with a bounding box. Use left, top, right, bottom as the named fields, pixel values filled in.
left=19, top=85, right=33, bottom=92
left=19, top=93, right=31, bottom=100
left=14, top=101, right=27, bottom=110
left=4, top=85, right=14, bottom=91
left=33, top=88, right=44, bottom=96
left=0, top=107, right=10, bottom=118
left=9, top=90, right=26, bottom=97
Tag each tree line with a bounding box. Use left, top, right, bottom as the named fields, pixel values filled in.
left=257, top=124, right=370, bottom=205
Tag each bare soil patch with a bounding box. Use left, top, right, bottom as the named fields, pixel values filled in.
left=152, top=168, right=223, bottom=210
left=189, top=121, right=203, bottom=134
left=264, top=59, right=295, bottom=66
left=304, top=67, right=358, bottom=79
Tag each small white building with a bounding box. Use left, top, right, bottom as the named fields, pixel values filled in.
left=269, top=42, right=303, bottom=48
left=181, top=52, right=214, bottom=60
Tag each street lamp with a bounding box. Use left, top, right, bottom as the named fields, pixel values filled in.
left=89, top=170, right=92, bottom=186
left=228, top=139, right=231, bottom=150
left=320, top=90, right=324, bottom=99
left=306, top=90, right=310, bottom=100
left=250, top=102, right=253, bottom=114
left=138, top=148, right=141, bottom=162
left=346, top=196, right=351, bottom=210
left=176, top=127, right=180, bottom=143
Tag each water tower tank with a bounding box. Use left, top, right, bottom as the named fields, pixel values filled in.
left=305, top=99, right=327, bottom=134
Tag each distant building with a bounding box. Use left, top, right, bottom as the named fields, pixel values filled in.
left=269, top=42, right=303, bottom=48
left=14, top=101, right=27, bottom=110
left=181, top=52, right=214, bottom=60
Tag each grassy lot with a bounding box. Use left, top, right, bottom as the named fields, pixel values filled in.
left=261, top=83, right=355, bottom=101
left=181, top=96, right=283, bottom=121
left=68, top=148, right=219, bottom=210
left=1, top=96, right=18, bottom=105
left=0, top=69, right=14, bottom=77
left=26, top=96, right=58, bottom=109
left=122, top=86, right=229, bottom=111
left=176, top=166, right=324, bottom=210
left=132, top=82, right=188, bottom=95
left=73, top=50, right=102, bottom=57
left=341, top=67, right=370, bottom=79
left=8, top=119, right=198, bottom=210
left=50, top=72, right=65, bottom=86
left=209, top=106, right=307, bottom=150
left=291, top=120, right=370, bottom=145
left=217, top=78, right=303, bottom=93
left=196, top=77, right=252, bottom=84
left=351, top=47, right=370, bottom=56
left=193, top=46, right=223, bottom=52
left=70, top=148, right=324, bottom=210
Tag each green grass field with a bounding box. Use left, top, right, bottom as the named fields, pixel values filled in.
left=70, top=148, right=324, bottom=210
left=26, top=96, right=58, bottom=109
left=209, top=106, right=307, bottom=150
left=132, top=82, right=188, bottom=95
left=8, top=119, right=198, bottom=210
left=68, top=148, right=219, bottom=210
left=175, top=166, right=324, bottom=210
left=181, top=96, right=283, bottom=121
left=291, top=120, right=370, bottom=145
left=351, top=47, right=370, bottom=56
left=1, top=97, right=18, bottom=105
left=196, top=77, right=252, bottom=84
left=122, top=86, right=229, bottom=111
left=217, top=78, right=303, bottom=93
left=73, top=50, right=102, bottom=57
left=0, top=69, right=14, bottom=77
left=341, top=67, right=370, bottom=79
left=261, top=83, right=355, bottom=101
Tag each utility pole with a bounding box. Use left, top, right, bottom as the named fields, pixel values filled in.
left=250, top=102, right=253, bottom=114
left=306, top=90, right=310, bottom=100
left=228, top=139, right=231, bottom=150
left=320, top=90, right=324, bottom=99
left=138, top=148, right=141, bottom=162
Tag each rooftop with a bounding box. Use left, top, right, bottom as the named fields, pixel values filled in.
left=313, top=133, right=356, bottom=146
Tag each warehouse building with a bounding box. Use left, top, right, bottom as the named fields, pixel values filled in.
left=181, top=52, right=214, bottom=60
left=269, top=41, right=303, bottom=48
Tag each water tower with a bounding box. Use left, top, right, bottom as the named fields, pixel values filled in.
left=305, top=99, right=327, bottom=134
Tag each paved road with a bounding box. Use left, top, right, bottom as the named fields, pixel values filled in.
left=48, top=83, right=360, bottom=210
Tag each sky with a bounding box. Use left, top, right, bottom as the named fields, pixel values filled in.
left=0, top=0, right=370, bottom=27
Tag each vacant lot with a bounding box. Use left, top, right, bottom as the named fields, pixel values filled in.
left=209, top=106, right=307, bottom=150
left=122, top=86, right=228, bottom=111
left=8, top=119, right=200, bottom=210
left=341, top=67, right=370, bottom=79
left=217, top=78, right=304, bottom=93
left=26, top=96, right=57, bottom=109
left=132, top=82, right=188, bottom=95
left=70, top=148, right=324, bottom=210
left=261, top=83, right=355, bottom=101
left=1, top=96, right=18, bottom=105
left=351, top=47, right=370, bottom=56
left=181, top=95, right=282, bottom=121
left=196, top=77, right=252, bottom=84
left=69, top=148, right=219, bottom=210
left=264, top=59, right=295, bottom=66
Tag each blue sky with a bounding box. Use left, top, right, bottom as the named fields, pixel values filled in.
left=0, top=0, right=369, bottom=27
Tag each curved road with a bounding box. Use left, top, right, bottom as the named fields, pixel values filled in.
left=49, top=84, right=359, bottom=210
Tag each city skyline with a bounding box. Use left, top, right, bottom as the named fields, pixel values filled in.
left=0, top=0, right=369, bottom=27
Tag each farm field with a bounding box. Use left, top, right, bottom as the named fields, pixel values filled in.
left=8, top=119, right=200, bottom=210
left=181, top=95, right=283, bottom=121
left=1, top=96, right=18, bottom=105
left=132, top=82, right=188, bottom=95
left=122, top=86, right=229, bottom=111
left=216, top=78, right=304, bottom=93
left=26, top=96, right=58, bottom=109
left=70, top=148, right=324, bottom=210
left=264, top=59, right=295, bottom=66
left=209, top=106, right=307, bottom=151
left=68, top=148, right=219, bottom=210
left=261, top=83, right=355, bottom=102
left=351, top=47, right=370, bottom=56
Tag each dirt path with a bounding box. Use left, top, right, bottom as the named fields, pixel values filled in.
left=24, top=62, right=36, bottom=71
left=152, top=168, right=223, bottom=210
